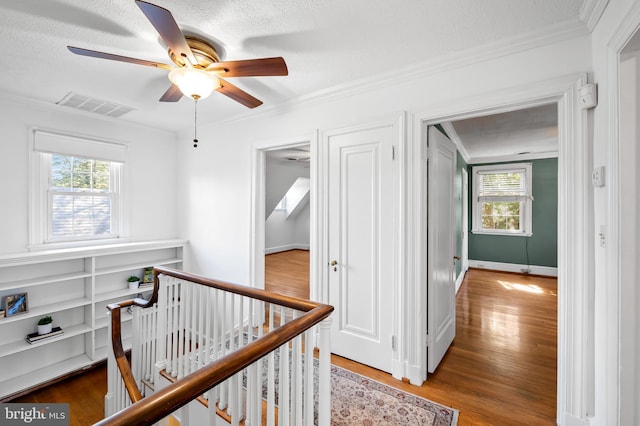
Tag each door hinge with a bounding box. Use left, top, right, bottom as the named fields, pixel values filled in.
left=426, top=332, right=431, bottom=347
left=392, top=145, right=395, bottom=160
left=392, top=335, right=396, bottom=351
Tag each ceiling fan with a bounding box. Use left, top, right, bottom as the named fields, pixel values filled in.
left=67, top=0, right=288, bottom=109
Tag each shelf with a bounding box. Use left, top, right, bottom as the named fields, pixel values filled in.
left=0, top=297, right=92, bottom=325
left=0, top=239, right=185, bottom=398
left=95, top=286, right=154, bottom=304
left=95, top=312, right=132, bottom=330
left=0, top=324, right=92, bottom=358
left=95, top=257, right=182, bottom=276
left=0, top=271, right=91, bottom=291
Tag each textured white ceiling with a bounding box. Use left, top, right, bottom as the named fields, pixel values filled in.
left=451, top=103, right=559, bottom=161
left=0, top=0, right=585, bottom=145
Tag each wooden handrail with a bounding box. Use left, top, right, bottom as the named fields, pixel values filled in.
left=97, top=266, right=334, bottom=426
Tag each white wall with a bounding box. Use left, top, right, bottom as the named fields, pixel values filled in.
left=176, top=34, right=593, bottom=423
left=619, top=49, right=639, bottom=426
left=265, top=200, right=310, bottom=253
left=0, top=97, right=179, bottom=255
left=177, top=36, right=591, bottom=283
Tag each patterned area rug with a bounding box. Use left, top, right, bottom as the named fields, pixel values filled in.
left=331, top=365, right=458, bottom=426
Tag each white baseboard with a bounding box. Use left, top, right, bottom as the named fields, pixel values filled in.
left=563, top=412, right=593, bottom=426
left=264, top=244, right=310, bottom=255
left=455, top=269, right=466, bottom=294
left=468, top=259, right=558, bottom=277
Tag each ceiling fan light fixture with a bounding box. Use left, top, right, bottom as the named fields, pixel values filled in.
left=168, top=67, right=220, bottom=100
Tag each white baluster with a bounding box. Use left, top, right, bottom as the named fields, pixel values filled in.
left=318, top=317, right=332, bottom=426
left=278, top=306, right=290, bottom=426
left=304, top=327, right=314, bottom=426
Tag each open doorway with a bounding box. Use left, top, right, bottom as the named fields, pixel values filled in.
left=415, top=74, right=592, bottom=423
left=429, top=104, right=560, bottom=417
left=264, top=146, right=311, bottom=299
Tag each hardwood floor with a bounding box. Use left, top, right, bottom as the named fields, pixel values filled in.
left=9, top=252, right=557, bottom=425
left=332, top=268, right=558, bottom=425
left=268, top=251, right=558, bottom=425
left=10, top=363, right=107, bottom=426
left=265, top=249, right=310, bottom=299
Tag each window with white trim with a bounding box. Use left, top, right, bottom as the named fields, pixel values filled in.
left=30, top=130, right=127, bottom=247
left=471, top=162, right=533, bottom=236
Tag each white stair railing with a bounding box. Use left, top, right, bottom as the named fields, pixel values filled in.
left=101, top=266, right=333, bottom=426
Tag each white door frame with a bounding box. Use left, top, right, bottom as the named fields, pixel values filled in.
left=406, top=74, right=593, bottom=425
left=249, top=133, right=319, bottom=299
left=607, top=4, right=640, bottom=424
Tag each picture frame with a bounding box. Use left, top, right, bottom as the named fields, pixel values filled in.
left=4, top=293, right=28, bottom=317
left=143, top=268, right=154, bottom=284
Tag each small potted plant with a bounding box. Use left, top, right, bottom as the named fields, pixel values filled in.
left=37, top=316, right=53, bottom=335
left=127, top=275, right=141, bottom=290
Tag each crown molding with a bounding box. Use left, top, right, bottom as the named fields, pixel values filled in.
left=206, top=19, right=589, bottom=130
left=579, top=0, right=610, bottom=32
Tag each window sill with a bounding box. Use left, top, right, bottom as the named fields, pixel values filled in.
left=27, top=237, right=131, bottom=252
left=471, top=230, right=533, bottom=237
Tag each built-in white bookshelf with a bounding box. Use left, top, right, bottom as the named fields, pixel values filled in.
left=0, top=239, right=186, bottom=399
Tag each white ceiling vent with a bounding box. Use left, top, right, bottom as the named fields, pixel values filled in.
left=56, top=92, right=134, bottom=118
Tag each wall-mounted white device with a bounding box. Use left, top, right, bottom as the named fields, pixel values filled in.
left=580, top=84, right=598, bottom=109
left=592, top=166, right=605, bottom=187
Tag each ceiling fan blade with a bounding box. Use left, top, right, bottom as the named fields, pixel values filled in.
left=216, top=79, right=263, bottom=108
left=159, top=84, right=183, bottom=102
left=207, top=57, right=288, bottom=77
left=135, top=0, right=197, bottom=65
left=67, top=46, right=172, bottom=70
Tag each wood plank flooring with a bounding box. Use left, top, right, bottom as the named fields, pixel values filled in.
left=332, top=267, right=558, bottom=425
left=9, top=251, right=558, bottom=425
left=265, top=251, right=558, bottom=425
left=9, top=363, right=107, bottom=426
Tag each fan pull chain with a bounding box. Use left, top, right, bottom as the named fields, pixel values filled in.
left=193, top=99, right=199, bottom=148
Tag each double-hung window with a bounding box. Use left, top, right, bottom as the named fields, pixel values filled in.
left=471, top=162, right=533, bottom=236
left=30, top=130, right=127, bottom=248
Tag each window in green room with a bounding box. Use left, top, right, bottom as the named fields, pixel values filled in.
left=472, top=162, right=532, bottom=236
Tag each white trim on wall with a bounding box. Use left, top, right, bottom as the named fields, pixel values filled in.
left=409, top=73, right=592, bottom=426
left=455, top=269, right=466, bottom=294
left=468, top=260, right=558, bottom=277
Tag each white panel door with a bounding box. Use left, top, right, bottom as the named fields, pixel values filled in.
left=427, top=126, right=457, bottom=373
left=328, top=125, right=395, bottom=373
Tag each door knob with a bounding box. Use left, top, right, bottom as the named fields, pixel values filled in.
left=453, top=255, right=461, bottom=260
left=330, top=260, right=338, bottom=271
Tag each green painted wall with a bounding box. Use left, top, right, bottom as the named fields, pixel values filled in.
left=468, top=158, right=558, bottom=268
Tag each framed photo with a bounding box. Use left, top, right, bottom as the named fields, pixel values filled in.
left=4, top=293, right=28, bottom=317
left=143, top=268, right=154, bottom=284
